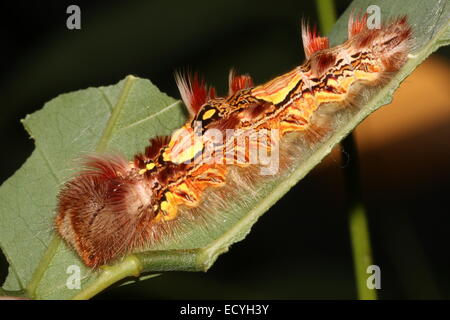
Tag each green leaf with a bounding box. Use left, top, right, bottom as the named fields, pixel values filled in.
left=1, top=0, right=449, bottom=299
left=0, top=76, right=186, bottom=299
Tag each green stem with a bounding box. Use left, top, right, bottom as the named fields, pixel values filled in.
left=315, top=0, right=376, bottom=300
left=348, top=204, right=376, bottom=299
left=72, top=255, right=143, bottom=300
left=342, top=134, right=377, bottom=300
left=315, top=0, right=337, bottom=34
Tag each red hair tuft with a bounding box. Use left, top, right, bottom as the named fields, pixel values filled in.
left=301, top=21, right=329, bottom=59
left=348, top=11, right=368, bottom=39
left=311, top=52, right=336, bottom=76
left=228, top=69, right=254, bottom=95
left=175, top=71, right=216, bottom=117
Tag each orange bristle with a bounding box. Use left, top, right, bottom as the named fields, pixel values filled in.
left=301, top=22, right=329, bottom=59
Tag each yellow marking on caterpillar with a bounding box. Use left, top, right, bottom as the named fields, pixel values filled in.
left=252, top=70, right=302, bottom=105
left=354, top=70, right=378, bottom=81
left=161, top=192, right=178, bottom=221
left=327, top=78, right=339, bottom=87
left=172, top=182, right=200, bottom=206
left=139, top=162, right=156, bottom=175
left=165, top=126, right=205, bottom=164
left=175, top=141, right=203, bottom=163
left=160, top=201, right=169, bottom=212
left=287, top=108, right=305, bottom=119
left=202, top=109, right=216, bottom=120
left=279, top=123, right=306, bottom=135
left=162, top=149, right=171, bottom=162
left=333, top=76, right=357, bottom=93
left=176, top=182, right=191, bottom=195
left=315, top=91, right=345, bottom=103
left=171, top=139, right=203, bottom=164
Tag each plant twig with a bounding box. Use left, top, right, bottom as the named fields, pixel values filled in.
left=316, top=0, right=337, bottom=34
left=342, top=134, right=377, bottom=300
left=72, top=255, right=143, bottom=300
left=315, top=0, right=377, bottom=300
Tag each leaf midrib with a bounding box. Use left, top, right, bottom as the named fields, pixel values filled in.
left=96, top=75, right=136, bottom=153
left=27, top=75, right=137, bottom=299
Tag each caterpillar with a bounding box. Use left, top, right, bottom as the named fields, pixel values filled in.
left=55, top=13, right=412, bottom=268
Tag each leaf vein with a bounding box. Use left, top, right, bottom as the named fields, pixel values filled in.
left=96, top=76, right=136, bottom=152
left=116, top=100, right=182, bottom=133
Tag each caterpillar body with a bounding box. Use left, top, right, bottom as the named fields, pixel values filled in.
left=55, top=14, right=412, bottom=268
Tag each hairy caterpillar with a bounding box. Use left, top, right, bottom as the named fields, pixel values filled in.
left=55, top=13, right=412, bottom=268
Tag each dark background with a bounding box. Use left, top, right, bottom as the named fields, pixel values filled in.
left=0, top=0, right=449, bottom=299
